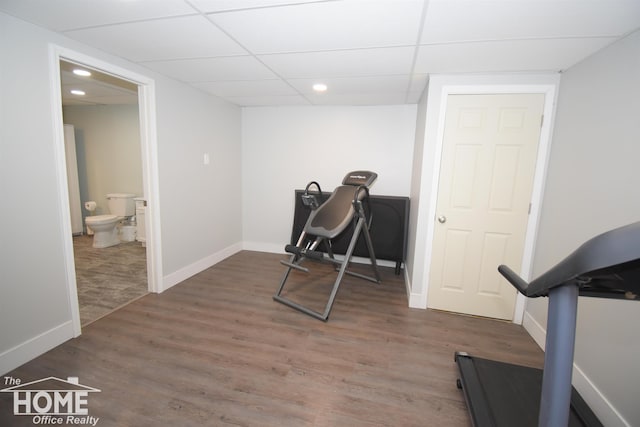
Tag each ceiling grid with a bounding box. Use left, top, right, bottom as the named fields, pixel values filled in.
left=3, top=0, right=639, bottom=106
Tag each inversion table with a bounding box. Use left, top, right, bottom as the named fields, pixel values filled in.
left=455, top=221, right=640, bottom=427
left=273, top=171, right=381, bottom=321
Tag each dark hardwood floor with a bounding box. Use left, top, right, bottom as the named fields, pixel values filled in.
left=1, top=251, right=544, bottom=426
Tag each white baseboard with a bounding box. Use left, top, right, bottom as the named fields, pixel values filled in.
left=408, top=293, right=427, bottom=309
left=572, top=364, right=630, bottom=427
left=522, top=310, right=629, bottom=427
left=406, top=268, right=427, bottom=309
left=0, top=321, right=75, bottom=376
left=522, top=310, right=547, bottom=350
left=162, top=242, right=243, bottom=291
left=346, top=255, right=397, bottom=269
left=241, top=242, right=399, bottom=269
left=242, top=241, right=284, bottom=254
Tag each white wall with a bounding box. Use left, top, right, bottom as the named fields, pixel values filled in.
left=63, top=105, right=143, bottom=220
left=158, top=81, right=242, bottom=282
left=0, top=12, right=242, bottom=375
left=0, top=14, right=73, bottom=375
left=241, top=105, right=417, bottom=253
left=528, top=30, right=640, bottom=427
left=405, top=87, right=430, bottom=306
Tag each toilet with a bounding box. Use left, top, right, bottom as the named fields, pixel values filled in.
left=85, top=193, right=136, bottom=248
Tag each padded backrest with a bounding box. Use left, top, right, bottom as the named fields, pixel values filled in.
left=304, top=171, right=377, bottom=240
left=306, top=186, right=357, bottom=239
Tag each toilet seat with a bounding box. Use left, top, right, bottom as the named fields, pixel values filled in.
left=86, top=214, right=118, bottom=225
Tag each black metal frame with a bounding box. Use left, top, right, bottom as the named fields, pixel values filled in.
left=273, top=189, right=381, bottom=321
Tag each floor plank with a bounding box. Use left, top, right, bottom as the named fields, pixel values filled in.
left=73, top=234, right=148, bottom=325
left=1, top=251, right=544, bottom=426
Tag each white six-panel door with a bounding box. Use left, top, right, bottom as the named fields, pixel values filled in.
left=427, top=93, right=545, bottom=320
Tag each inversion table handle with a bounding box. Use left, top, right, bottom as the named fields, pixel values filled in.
left=284, top=244, right=324, bottom=260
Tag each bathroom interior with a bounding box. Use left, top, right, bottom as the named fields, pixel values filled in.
left=60, top=60, right=149, bottom=326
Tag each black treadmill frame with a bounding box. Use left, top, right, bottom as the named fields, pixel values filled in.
left=455, top=221, right=640, bottom=427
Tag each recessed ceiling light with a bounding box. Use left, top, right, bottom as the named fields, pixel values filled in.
left=312, top=83, right=328, bottom=92
left=70, top=89, right=86, bottom=96
left=72, top=69, right=91, bottom=77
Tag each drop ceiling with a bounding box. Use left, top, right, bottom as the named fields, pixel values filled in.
left=59, top=60, right=139, bottom=106
left=3, top=0, right=640, bottom=107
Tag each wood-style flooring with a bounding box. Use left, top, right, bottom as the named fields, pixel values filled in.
left=73, top=234, right=148, bottom=325
left=1, top=251, right=544, bottom=426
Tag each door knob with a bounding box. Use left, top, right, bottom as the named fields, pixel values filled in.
left=438, top=215, right=447, bottom=224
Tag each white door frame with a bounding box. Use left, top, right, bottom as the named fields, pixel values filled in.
left=422, top=83, right=558, bottom=324
left=49, top=45, right=163, bottom=336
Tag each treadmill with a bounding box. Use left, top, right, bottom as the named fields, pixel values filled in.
left=455, top=221, right=640, bottom=427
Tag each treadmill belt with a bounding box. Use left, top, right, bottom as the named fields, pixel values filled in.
left=456, top=355, right=603, bottom=427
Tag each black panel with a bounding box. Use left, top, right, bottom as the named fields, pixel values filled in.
left=290, top=190, right=409, bottom=270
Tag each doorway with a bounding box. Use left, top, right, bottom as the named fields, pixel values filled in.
left=427, top=93, right=545, bottom=321
left=60, top=59, right=148, bottom=325
left=51, top=45, right=163, bottom=336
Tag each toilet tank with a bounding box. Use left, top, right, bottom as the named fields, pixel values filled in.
left=107, top=193, right=136, bottom=216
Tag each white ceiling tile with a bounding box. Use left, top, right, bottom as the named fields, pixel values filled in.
left=307, top=92, right=409, bottom=106
left=422, top=0, right=640, bottom=43
left=64, top=15, right=246, bottom=62
left=143, top=56, right=279, bottom=82
left=414, top=37, right=618, bottom=74
left=190, top=0, right=329, bottom=13
left=259, top=47, right=416, bottom=78
left=61, top=81, right=133, bottom=99
left=224, top=95, right=310, bottom=106
left=60, top=70, right=135, bottom=93
left=193, top=80, right=298, bottom=97
left=209, top=0, right=424, bottom=53
left=0, top=0, right=196, bottom=31
left=288, top=75, right=411, bottom=95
